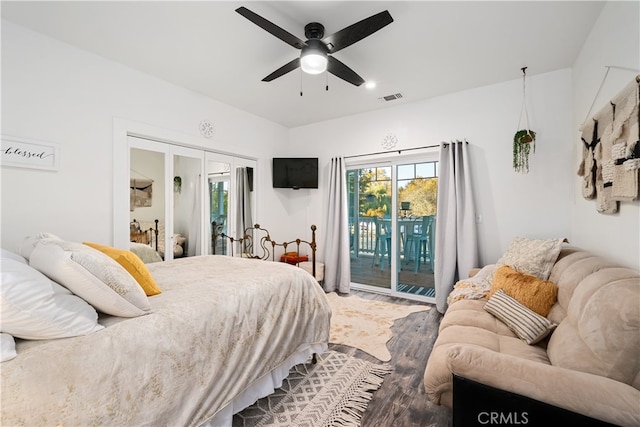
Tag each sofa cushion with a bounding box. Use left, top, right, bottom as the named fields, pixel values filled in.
left=547, top=267, right=640, bottom=387
left=489, top=266, right=558, bottom=316
left=439, top=299, right=516, bottom=337
left=546, top=250, right=621, bottom=325
left=424, top=324, right=550, bottom=407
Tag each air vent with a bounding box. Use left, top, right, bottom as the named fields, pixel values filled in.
left=380, top=93, right=403, bottom=102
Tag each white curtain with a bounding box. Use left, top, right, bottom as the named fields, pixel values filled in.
left=434, top=141, right=478, bottom=313
left=235, top=167, right=253, bottom=242
left=323, top=157, right=351, bottom=293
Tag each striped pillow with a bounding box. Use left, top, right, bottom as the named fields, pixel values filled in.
left=484, top=289, right=557, bottom=344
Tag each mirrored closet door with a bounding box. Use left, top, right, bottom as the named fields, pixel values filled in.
left=128, top=137, right=205, bottom=261
left=124, top=134, right=256, bottom=262
left=207, top=153, right=232, bottom=255
left=172, top=145, right=205, bottom=259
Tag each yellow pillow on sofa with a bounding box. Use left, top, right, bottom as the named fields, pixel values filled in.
left=488, top=265, right=557, bottom=317
left=83, top=242, right=161, bottom=296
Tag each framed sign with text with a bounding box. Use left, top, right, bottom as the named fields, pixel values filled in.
left=1, top=135, right=60, bottom=171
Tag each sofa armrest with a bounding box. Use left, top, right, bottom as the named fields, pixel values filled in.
left=446, top=345, right=640, bottom=427
left=468, top=268, right=482, bottom=278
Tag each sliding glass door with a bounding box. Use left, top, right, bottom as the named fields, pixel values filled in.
left=396, top=161, right=438, bottom=298
left=348, top=165, right=393, bottom=290
left=347, top=155, right=438, bottom=301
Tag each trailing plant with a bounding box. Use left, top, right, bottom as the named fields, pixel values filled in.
left=174, top=176, right=182, bottom=193
left=513, top=67, right=536, bottom=174
left=513, top=129, right=536, bottom=173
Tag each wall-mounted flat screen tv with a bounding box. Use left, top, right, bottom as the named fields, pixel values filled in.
left=272, top=157, right=319, bottom=189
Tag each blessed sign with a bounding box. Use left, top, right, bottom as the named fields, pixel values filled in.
left=1, top=136, right=59, bottom=171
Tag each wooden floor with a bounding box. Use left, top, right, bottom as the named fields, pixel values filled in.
left=329, top=290, right=452, bottom=427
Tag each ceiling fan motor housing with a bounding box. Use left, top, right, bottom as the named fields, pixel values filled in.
left=304, top=22, right=325, bottom=39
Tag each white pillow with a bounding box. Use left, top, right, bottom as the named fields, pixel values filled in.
left=129, top=242, right=163, bottom=264
left=0, top=258, right=104, bottom=340
left=1, top=333, right=17, bottom=362
left=495, top=237, right=565, bottom=280
left=1, top=248, right=27, bottom=264
left=29, top=239, right=150, bottom=317
left=17, top=232, right=63, bottom=261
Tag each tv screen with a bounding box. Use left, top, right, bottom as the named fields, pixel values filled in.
left=272, top=158, right=319, bottom=189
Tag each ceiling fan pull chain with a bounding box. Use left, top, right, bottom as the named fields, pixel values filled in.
left=300, top=70, right=303, bottom=96
left=326, top=70, right=329, bottom=91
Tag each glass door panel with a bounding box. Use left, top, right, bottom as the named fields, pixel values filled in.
left=348, top=166, right=393, bottom=290
left=396, top=161, right=438, bottom=298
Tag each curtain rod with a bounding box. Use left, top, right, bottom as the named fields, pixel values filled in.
left=344, top=141, right=466, bottom=159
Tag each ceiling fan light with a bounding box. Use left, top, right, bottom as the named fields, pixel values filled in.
left=300, top=52, right=328, bottom=74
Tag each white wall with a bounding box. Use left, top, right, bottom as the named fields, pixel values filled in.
left=3, top=2, right=638, bottom=271
left=571, top=1, right=640, bottom=271
left=1, top=20, right=289, bottom=251
left=289, top=69, right=575, bottom=267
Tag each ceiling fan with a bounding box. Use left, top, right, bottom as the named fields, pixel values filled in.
left=235, top=6, right=393, bottom=87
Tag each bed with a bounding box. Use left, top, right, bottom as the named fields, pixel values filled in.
left=0, top=234, right=331, bottom=426
left=212, top=223, right=325, bottom=284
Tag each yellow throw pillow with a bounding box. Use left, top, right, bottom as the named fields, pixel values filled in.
left=488, top=265, right=557, bottom=317
left=83, top=242, right=161, bottom=296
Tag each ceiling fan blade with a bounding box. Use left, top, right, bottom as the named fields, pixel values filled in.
left=262, top=58, right=301, bottom=82
left=236, top=7, right=307, bottom=50
left=323, top=10, right=393, bottom=54
left=327, top=56, right=365, bottom=86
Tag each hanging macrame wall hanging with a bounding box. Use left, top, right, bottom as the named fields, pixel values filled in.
left=578, top=69, right=640, bottom=214
left=513, top=67, right=536, bottom=174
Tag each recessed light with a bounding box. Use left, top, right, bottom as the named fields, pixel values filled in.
left=365, top=81, right=376, bottom=89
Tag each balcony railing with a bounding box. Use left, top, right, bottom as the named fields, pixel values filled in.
left=350, top=216, right=379, bottom=256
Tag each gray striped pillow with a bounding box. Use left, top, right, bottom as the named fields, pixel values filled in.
left=484, top=289, right=557, bottom=344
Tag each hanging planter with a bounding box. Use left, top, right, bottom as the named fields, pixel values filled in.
left=173, top=176, right=182, bottom=193
left=513, top=67, right=536, bottom=174
left=513, top=129, right=536, bottom=173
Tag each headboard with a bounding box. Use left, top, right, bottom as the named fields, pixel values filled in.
left=212, top=223, right=318, bottom=280
left=130, top=219, right=159, bottom=251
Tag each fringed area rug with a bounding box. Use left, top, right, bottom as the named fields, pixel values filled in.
left=232, top=351, right=392, bottom=427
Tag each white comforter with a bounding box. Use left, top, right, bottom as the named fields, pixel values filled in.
left=1, top=255, right=331, bottom=426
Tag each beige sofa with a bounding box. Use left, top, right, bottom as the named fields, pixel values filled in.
left=424, top=245, right=640, bottom=426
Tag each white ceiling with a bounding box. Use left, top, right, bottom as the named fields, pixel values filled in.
left=2, top=1, right=605, bottom=128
